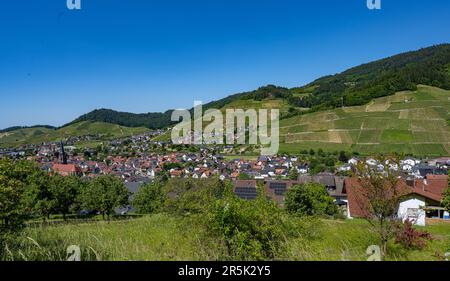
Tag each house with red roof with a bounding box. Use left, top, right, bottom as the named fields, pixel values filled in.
left=345, top=175, right=448, bottom=226
left=52, top=163, right=81, bottom=177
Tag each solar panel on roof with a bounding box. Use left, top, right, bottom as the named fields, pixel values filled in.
left=269, top=182, right=288, bottom=196
left=234, top=187, right=257, bottom=200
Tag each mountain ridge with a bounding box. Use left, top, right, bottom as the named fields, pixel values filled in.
left=64, top=43, right=450, bottom=129
left=3, top=43, right=450, bottom=132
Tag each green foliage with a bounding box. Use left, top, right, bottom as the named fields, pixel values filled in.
left=303, top=44, right=450, bottom=108
left=164, top=177, right=228, bottom=215
left=442, top=172, right=450, bottom=212
left=353, top=158, right=404, bottom=258
left=339, top=151, right=349, bottom=162
left=22, top=170, right=53, bottom=219
left=49, top=175, right=84, bottom=220
left=237, top=173, right=252, bottom=180
left=133, top=181, right=166, bottom=214
left=79, top=175, right=129, bottom=219
left=162, top=162, right=183, bottom=171
left=0, top=121, right=148, bottom=148
left=0, top=158, right=42, bottom=257
left=65, top=109, right=176, bottom=130
left=288, top=168, right=299, bottom=181
left=285, top=183, right=339, bottom=217
left=210, top=191, right=290, bottom=261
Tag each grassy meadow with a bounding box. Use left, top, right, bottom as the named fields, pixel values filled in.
left=6, top=215, right=449, bottom=261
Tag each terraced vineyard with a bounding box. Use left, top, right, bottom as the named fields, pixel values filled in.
left=279, top=85, right=450, bottom=156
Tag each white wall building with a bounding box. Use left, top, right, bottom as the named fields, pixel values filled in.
left=397, top=195, right=426, bottom=226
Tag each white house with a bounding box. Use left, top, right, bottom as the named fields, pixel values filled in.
left=348, top=157, right=359, bottom=166
left=397, top=195, right=427, bottom=226
left=346, top=177, right=446, bottom=227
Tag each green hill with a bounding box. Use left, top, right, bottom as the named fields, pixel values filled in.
left=149, top=85, right=450, bottom=156
left=0, top=121, right=149, bottom=148
left=62, top=44, right=450, bottom=130
left=3, top=44, right=450, bottom=155
left=279, top=85, right=450, bottom=156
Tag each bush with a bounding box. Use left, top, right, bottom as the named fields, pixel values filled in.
left=285, top=183, right=338, bottom=217
left=394, top=220, right=432, bottom=250
left=210, top=190, right=290, bottom=261
left=164, top=177, right=228, bottom=215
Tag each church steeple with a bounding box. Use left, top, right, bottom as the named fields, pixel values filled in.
left=60, top=141, right=67, bottom=165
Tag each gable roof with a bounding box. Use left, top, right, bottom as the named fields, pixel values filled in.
left=345, top=176, right=448, bottom=218
left=52, top=164, right=80, bottom=174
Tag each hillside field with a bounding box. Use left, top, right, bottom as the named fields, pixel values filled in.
left=11, top=215, right=450, bottom=261
left=0, top=121, right=149, bottom=148
left=279, top=85, right=450, bottom=156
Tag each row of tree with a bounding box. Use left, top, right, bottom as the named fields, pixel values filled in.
left=0, top=158, right=130, bottom=231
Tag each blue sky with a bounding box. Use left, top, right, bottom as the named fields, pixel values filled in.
left=0, top=0, right=449, bottom=128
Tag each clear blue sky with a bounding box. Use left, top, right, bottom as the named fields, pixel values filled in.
left=0, top=0, right=449, bottom=129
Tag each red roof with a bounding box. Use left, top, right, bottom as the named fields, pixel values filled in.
left=52, top=164, right=80, bottom=175
left=345, top=176, right=448, bottom=218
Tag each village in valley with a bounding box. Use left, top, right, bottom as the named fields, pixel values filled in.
left=1, top=129, right=448, bottom=227
left=1, top=1, right=450, bottom=264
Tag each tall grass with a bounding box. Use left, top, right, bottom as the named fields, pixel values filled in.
left=4, top=215, right=450, bottom=261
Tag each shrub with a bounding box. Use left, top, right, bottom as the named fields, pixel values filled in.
left=210, top=192, right=289, bottom=261
left=164, top=177, right=228, bottom=215
left=285, top=183, right=338, bottom=217
left=394, top=220, right=432, bottom=250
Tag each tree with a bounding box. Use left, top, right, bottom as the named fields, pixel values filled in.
left=288, top=168, right=299, bottom=181
left=442, top=171, right=450, bottom=212
left=79, top=175, right=129, bottom=220
left=133, top=181, right=166, bottom=214
left=285, top=183, right=338, bottom=217
left=22, top=170, right=53, bottom=221
left=0, top=159, right=39, bottom=256
left=49, top=175, right=83, bottom=221
left=164, top=177, right=227, bottom=215
left=353, top=158, right=407, bottom=259
left=339, top=151, right=349, bottom=163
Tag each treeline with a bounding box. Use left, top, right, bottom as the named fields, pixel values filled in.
left=0, top=158, right=129, bottom=233
left=0, top=157, right=341, bottom=261
left=64, top=109, right=176, bottom=130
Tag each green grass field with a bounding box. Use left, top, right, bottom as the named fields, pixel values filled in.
left=10, top=215, right=450, bottom=261
left=0, top=121, right=149, bottom=148
left=280, top=85, right=450, bottom=156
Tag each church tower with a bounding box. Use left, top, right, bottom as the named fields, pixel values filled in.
left=60, top=141, right=67, bottom=165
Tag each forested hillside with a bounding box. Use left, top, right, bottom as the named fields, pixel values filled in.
left=64, top=109, right=176, bottom=130
left=296, top=44, right=450, bottom=109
